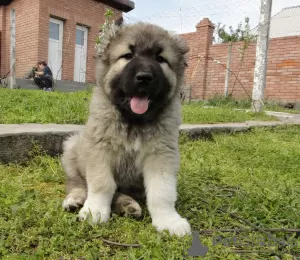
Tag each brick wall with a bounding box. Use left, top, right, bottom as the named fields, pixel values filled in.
left=0, top=6, right=3, bottom=74
left=181, top=18, right=300, bottom=102
left=0, top=6, right=3, bottom=30
left=1, top=0, right=121, bottom=82
left=0, top=0, right=40, bottom=78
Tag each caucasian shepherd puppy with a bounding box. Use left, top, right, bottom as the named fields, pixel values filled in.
left=61, top=17, right=191, bottom=237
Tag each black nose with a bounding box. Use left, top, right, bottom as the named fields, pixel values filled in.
left=135, top=72, right=153, bottom=84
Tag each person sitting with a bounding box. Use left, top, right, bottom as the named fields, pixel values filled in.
left=34, top=61, right=53, bottom=91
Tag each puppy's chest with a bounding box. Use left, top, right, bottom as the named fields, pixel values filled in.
left=111, top=137, right=149, bottom=186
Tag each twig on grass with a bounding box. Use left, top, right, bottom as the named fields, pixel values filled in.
left=197, top=197, right=300, bottom=258
left=231, top=249, right=274, bottom=254
left=102, top=238, right=141, bottom=248
left=197, top=198, right=288, bottom=246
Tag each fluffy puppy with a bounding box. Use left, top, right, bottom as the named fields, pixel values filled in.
left=61, top=18, right=191, bottom=237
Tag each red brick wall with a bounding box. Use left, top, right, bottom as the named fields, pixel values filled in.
left=0, top=6, right=3, bottom=75
left=181, top=18, right=215, bottom=99
left=205, top=42, right=257, bottom=100
left=0, top=0, right=40, bottom=78
left=1, top=0, right=121, bottom=82
left=0, top=6, right=3, bottom=30
left=181, top=19, right=300, bottom=102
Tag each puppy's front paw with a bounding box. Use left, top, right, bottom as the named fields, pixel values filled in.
left=78, top=203, right=110, bottom=224
left=152, top=213, right=191, bottom=237
left=62, top=196, right=84, bottom=212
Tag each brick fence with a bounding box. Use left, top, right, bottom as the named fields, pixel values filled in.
left=180, top=18, right=300, bottom=103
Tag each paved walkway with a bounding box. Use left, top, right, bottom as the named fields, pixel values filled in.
left=0, top=111, right=300, bottom=164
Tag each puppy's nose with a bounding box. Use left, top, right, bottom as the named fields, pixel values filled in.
left=135, top=72, right=153, bottom=84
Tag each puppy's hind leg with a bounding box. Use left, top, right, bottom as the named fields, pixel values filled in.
left=61, top=135, right=87, bottom=212
left=112, top=192, right=142, bottom=219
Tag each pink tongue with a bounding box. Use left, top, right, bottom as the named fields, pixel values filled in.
left=130, top=96, right=149, bottom=114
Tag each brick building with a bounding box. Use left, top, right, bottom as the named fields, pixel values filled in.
left=181, top=7, right=300, bottom=103
left=0, top=0, right=134, bottom=84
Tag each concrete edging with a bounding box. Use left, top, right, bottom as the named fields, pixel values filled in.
left=1, top=120, right=299, bottom=164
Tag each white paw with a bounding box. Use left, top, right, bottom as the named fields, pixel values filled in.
left=78, top=203, right=111, bottom=224
left=62, top=196, right=84, bottom=211
left=152, top=213, right=191, bottom=237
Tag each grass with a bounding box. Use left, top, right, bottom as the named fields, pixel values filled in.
left=0, top=88, right=91, bottom=125
left=1, top=125, right=299, bottom=259
left=181, top=103, right=276, bottom=124
left=0, top=88, right=278, bottom=125
left=199, top=94, right=300, bottom=114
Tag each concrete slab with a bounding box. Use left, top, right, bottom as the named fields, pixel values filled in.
left=0, top=124, right=85, bottom=164
left=1, top=119, right=299, bottom=164
left=236, top=108, right=300, bottom=122
left=0, top=123, right=84, bottom=135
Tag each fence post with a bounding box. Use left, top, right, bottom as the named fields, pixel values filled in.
left=194, top=18, right=215, bottom=100
left=224, top=42, right=232, bottom=97
left=251, top=0, right=272, bottom=112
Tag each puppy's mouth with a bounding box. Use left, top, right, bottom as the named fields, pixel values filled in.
left=129, top=96, right=150, bottom=115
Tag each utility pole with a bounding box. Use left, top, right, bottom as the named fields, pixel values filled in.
left=251, top=0, right=272, bottom=112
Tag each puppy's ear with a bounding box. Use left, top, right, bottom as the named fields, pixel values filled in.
left=114, top=16, right=124, bottom=27
left=169, top=33, right=190, bottom=69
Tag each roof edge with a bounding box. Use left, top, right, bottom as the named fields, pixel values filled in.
left=282, top=5, right=300, bottom=11
left=0, top=0, right=135, bottom=12
left=0, top=0, right=13, bottom=6
left=96, top=0, right=135, bottom=13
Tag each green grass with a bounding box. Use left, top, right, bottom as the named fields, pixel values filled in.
left=182, top=103, right=276, bottom=124
left=0, top=88, right=91, bottom=125
left=198, top=94, right=300, bottom=114
left=0, top=88, right=278, bottom=125
left=1, top=125, right=299, bottom=259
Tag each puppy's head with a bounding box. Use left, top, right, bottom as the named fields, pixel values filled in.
left=96, top=18, right=189, bottom=124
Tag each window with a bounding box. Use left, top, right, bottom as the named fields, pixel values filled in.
left=49, top=22, right=60, bottom=40
left=76, top=29, right=84, bottom=46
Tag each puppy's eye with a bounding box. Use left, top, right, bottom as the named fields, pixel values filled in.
left=156, top=55, right=167, bottom=63
left=121, top=53, right=133, bottom=60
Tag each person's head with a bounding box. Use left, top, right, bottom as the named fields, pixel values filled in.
left=37, top=61, right=47, bottom=70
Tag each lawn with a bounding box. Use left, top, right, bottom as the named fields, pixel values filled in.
left=0, top=88, right=91, bottom=125
left=181, top=103, right=275, bottom=124
left=0, top=125, right=299, bottom=259
left=0, top=88, right=278, bottom=125
left=198, top=94, right=300, bottom=114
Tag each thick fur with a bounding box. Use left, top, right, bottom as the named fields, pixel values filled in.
left=61, top=19, right=191, bottom=237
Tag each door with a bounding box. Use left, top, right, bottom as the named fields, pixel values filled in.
left=74, top=25, right=88, bottom=82
left=48, top=18, right=63, bottom=80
